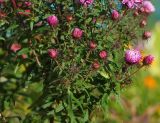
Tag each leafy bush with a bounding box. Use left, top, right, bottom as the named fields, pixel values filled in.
left=0, top=0, right=155, bottom=122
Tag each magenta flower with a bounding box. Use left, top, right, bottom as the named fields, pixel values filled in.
left=10, top=43, right=22, bottom=52
left=125, top=49, right=142, bottom=64
left=122, top=0, right=143, bottom=8
left=48, top=49, right=58, bottom=59
left=112, top=10, right=120, bottom=20
left=72, top=28, right=83, bottom=39
left=79, top=0, right=94, bottom=6
left=99, top=51, right=107, bottom=59
left=47, top=15, right=59, bottom=27
left=142, top=1, right=155, bottom=13
left=143, top=55, right=154, bottom=65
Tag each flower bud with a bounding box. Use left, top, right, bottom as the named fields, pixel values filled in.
left=48, top=49, right=58, bottom=59
left=24, top=1, right=32, bottom=7
left=92, top=61, right=100, bottom=69
left=66, top=15, right=73, bottom=22
left=112, top=10, right=120, bottom=20
left=47, top=15, right=59, bottom=27
left=89, top=41, right=97, bottom=49
left=72, top=28, right=83, bottom=39
left=99, top=50, right=107, bottom=59
left=143, top=55, right=154, bottom=65
left=140, top=20, right=147, bottom=28
left=143, top=31, right=152, bottom=39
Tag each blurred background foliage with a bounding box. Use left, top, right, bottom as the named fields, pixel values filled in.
left=0, top=0, right=160, bottom=123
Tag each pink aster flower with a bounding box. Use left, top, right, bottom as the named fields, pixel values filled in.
left=47, top=15, right=59, bottom=27
left=10, top=43, right=22, bottom=52
left=125, top=49, right=142, bottom=64
left=122, top=0, right=143, bottom=8
left=72, top=28, right=83, bottom=39
left=143, top=55, right=154, bottom=65
left=79, top=0, right=94, bottom=6
left=48, top=49, right=58, bottom=59
left=142, top=1, right=155, bottom=13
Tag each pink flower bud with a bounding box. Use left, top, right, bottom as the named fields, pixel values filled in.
left=112, top=10, right=120, bottom=20
left=92, top=61, right=100, bottom=69
left=10, top=43, right=22, bottom=52
left=89, top=41, right=97, bottom=49
left=125, top=49, right=142, bottom=64
left=48, top=49, right=58, bottom=59
left=143, top=31, right=152, bottom=39
left=47, top=15, right=59, bottom=27
left=24, top=1, right=32, bottom=7
left=140, top=20, right=147, bottom=28
left=99, top=50, right=107, bottom=59
left=21, top=54, right=27, bottom=59
left=143, top=55, right=154, bottom=65
left=72, top=28, right=83, bottom=39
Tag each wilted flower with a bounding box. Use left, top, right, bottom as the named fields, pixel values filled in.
left=47, top=15, right=59, bottom=27
left=125, top=49, right=142, bottom=64
left=143, top=55, right=154, bottom=65
left=10, top=43, right=22, bottom=52
left=72, top=28, right=83, bottom=39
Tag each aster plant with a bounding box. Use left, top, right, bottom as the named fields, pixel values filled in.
left=0, top=0, right=155, bottom=122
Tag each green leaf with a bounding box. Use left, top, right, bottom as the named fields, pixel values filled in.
left=17, top=48, right=30, bottom=55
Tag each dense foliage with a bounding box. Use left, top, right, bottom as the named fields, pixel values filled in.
left=0, top=0, right=155, bottom=122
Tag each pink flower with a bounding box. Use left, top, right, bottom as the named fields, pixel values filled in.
left=21, top=54, right=27, bottom=59
left=79, top=0, right=94, bottom=6
left=99, top=51, right=107, bottom=59
left=10, top=43, right=22, bottom=52
left=125, top=49, right=142, bottom=64
left=142, top=1, right=155, bottom=13
left=0, top=0, right=4, bottom=3
left=143, top=31, right=152, bottom=39
left=89, top=41, right=97, bottom=49
left=143, top=55, right=154, bottom=65
left=48, top=49, right=58, bottom=59
left=122, top=0, right=143, bottom=8
left=72, top=28, right=83, bottom=39
left=24, top=1, right=32, bottom=7
left=92, top=61, right=100, bottom=69
left=47, top=15, right=59, bottom=27
left=112, top=10, right=120, bottom=20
